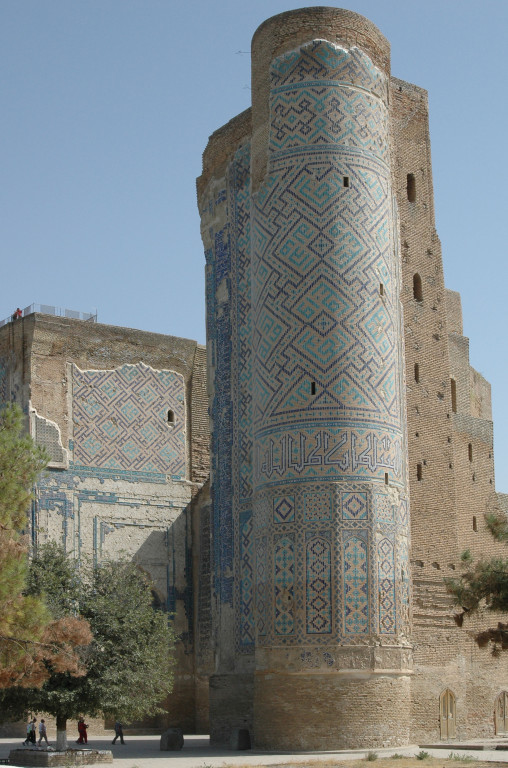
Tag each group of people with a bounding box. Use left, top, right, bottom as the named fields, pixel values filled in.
left=22, top=718, right=48, bottom=746
left=22, top=717, right=124, bottom=747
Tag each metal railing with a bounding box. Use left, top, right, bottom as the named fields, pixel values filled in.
left=0, top=304, right=97, bottom=328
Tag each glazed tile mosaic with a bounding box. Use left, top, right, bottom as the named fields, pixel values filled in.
left=72, top=362, right=185, bottom=477
left=204, top=40, right=411, bottom=656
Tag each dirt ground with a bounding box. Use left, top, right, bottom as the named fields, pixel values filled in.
left=231, top=758, right=508, bottom=768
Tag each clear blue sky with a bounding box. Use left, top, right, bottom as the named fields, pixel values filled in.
left=1, top=0, right=507, bottom=489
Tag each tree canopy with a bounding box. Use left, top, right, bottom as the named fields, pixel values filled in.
left=0, top=403, right=90, bottom=687
left=447, top=512, right=508, bottom=652
left=0, top=543, right=176, bottom=746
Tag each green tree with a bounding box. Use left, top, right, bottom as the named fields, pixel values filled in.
left=446, top=513, right=508, bottom=652
left=0, top=544, right=176, bottom=748
left=0, top=404, right=90, bottom=688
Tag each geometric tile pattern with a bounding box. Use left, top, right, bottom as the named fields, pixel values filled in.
left=72, top=363, right=185, bottom=477
left=273, top=495, right=295, bottom=523
left=341, top=491, right=368, bottom=520
left=274, top=535, right=295, bottom=635
left=304, top=490, right=332, bottom=521
left=240, top=516, right=255, bottom=645
left=378, top=537, right=396, bottom=634
left=256, top=535, right=268, bottom=636
left=228, top=143, right=255, bottom=648
left=204, top=40, right=412, bottom=653
left=374, top=494, right=394, bottom=522
left=306, top=535, right=332, bottom=633
left=252, top=44, right=405, bottom=495
left=343, top=535, right=369, bottom=634
left=206, top=224, right=235, bottom=607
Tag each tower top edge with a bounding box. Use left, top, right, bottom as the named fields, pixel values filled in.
left=252, top=6, right=390, bottom=73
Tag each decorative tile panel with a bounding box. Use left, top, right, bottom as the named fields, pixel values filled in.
left=256, top=535, right=268, bottom=636
left=304, top=490, right=332, bottom=521
left=343, top=534, right=369, bottom=634
left=72, top=363, right=185, bottom=477
left=306, top=535, right=332, bottom=633
left=274, top=535, right=295, bottom=635
left=240, top=515, right=255, bottom=646
left=273, top=495, right=295, bottom=523
left=378, top=536, right=396, bottom=634
left=341, top=491, right=368, bottom=520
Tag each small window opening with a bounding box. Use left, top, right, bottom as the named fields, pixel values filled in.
left=468, top=443, right=473, bottom=462
left=473, top=516, right=477, bottom=532
left=417, top=463, right=422, bottom=481
left=343, top=176, right=349, bottom=188
left=415, top=432, right=419, bottom=437
left=379, top=283, right=384, bottom=297
left=167, top=409, right=175, bottom=424
left=450, top=378, right=457, bottom=413
left=449, top=463, right=453, bottom=469
left=414, top=363, right=420, bottom=383
left=311, top=381, right=316, bottom=395
left=384, top=473, right=389, bottom=485
left=407, top=173, right=416, bottom=202
left=472, top=473, right=476, bottom=482
left=413, top=273, right=423, bottom=302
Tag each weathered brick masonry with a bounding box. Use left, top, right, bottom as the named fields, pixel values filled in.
left=0, top=315, right=211, bottom=733
left=198, top=6, right=508, bottom=749
left=1, top=4, right=507, bottom=750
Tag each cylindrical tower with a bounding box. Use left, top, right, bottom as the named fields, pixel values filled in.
left=250, top=8, right=412, bottom=749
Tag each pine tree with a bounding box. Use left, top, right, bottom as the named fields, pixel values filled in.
left=0, top=544, right=176, bottom=749
left=446, top=513, right=508, bottom=652
left=0, top=404, right=91, bottom=688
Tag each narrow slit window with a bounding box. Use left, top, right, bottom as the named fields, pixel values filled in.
left=473, top=516, right=477, bottom=532
left=417, top=463, right=422, bottom=481
left=450, top=378, right=457, bottom=413
left=311, top=381, right=316, bottom=395
left=407, top=173, right=416, bottom=202
left=413, top=273, right=423, bottom=302
left=343, top=176, right=349, bottom=188
left=384, top=473, right=389, bottom=485
left=379, top=283, right=384, bottom=297
left=468, top=443, right=473, bottom=462
left=167, top=409, right=175, bottom=424
left=414, top=363, right=420, bottom=383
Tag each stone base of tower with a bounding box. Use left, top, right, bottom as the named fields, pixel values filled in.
left=209, top=673, right=254, bottom=746
left=253, top=670, right=411, bottom=750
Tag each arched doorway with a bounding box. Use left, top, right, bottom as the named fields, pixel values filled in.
left=495, top=692, right=508, bottom=735
left=439, top=689, right=456, bottom=739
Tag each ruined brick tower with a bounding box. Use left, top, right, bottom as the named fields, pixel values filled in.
left=199, top=6, right=508, bottom=750
left=200, top=8, right=412, bottom=750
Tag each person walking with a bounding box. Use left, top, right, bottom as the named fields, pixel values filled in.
left=77, top=717, right=88, bottom=744
left=112, top=721, right=125, bottom=745
left=38, top=719, right=49, bottom=746
left=29, top=718, right=37, bottom=745
left=22, top=718, right=32, bottom=745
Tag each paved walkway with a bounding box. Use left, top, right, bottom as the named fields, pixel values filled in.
left=2, top=735, right=508, bottom=768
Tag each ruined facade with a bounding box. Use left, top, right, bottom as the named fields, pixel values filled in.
left=1, top=5, right=507, bottom=750
left=0, top=314, right=211, bottom=732
left=198, top=6, right=508, bottom=750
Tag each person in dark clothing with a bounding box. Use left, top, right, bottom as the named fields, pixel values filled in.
left=112, top=721, right=125, bottom=744
left=77, top=717, right=88, bottom=744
